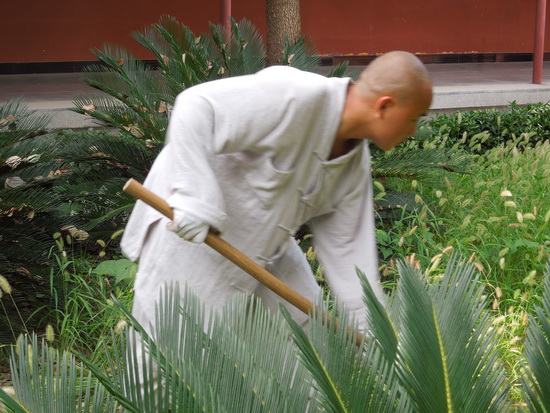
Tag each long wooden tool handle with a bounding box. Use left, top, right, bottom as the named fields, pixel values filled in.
left=123, top=178, right=364, bottom=347
left=123, top=178, right=314, bottom=315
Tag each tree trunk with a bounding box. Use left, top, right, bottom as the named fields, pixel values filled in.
left=266, top=0, right=302, bottom=66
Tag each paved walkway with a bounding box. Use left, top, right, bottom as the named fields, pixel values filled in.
left=0, top=61, right=549, bottom=129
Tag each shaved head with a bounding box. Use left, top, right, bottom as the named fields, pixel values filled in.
left=355, top=51, right=432, bottom=103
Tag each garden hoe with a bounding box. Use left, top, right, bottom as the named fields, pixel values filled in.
left=123, top=178, right=364, bottom=347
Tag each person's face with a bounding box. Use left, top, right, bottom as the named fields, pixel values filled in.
left=368, top=87, right=432, bottom=151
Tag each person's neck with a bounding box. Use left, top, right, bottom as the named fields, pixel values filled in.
left=329, top=137, right=358, bottom=160
left=330, top=84, right=365, bottom=159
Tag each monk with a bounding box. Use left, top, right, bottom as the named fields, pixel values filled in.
left=122, top=50, right=432, bottom=336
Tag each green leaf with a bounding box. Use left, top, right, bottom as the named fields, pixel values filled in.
left=521, top=264, right=550, bottom=412
left=92, top=259, right=137, bottom=283
left=282, top=305, right=348, bottom=413
left=0, top=387, right=28, bottom=413
left=392, top=256, right=510, bottom=412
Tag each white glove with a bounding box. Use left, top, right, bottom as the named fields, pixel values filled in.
left=166, top=210, right=210, bottom=243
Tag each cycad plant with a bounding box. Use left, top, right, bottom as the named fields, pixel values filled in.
left=521, top=263, right=550, bottom=412
left=0, top=99, right=152, bottom=339
left=71, top=15, right=348, bottom=143
left=4, top=256, right=548, bottom=412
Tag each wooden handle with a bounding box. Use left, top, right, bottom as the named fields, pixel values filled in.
left=123, top=178, right=314, bottom=315
left=123, top=178, right=363, bottom=347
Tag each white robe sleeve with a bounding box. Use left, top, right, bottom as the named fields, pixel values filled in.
left=309, top=174, right=386, bottom=331
left=163, top=93, right=228, bottom=232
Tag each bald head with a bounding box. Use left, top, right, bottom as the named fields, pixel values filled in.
left=355, top=51, right=432, bottom=103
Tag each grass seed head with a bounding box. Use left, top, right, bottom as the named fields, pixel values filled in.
left=509, top=336, right=521, bottom=346
left=45, top=324, right=55, bottom=343
left=445, top=177, right=453, bottom=191
left=474, top=262, right=485, bottom=272
left=523, top=270, right=537, bottom=286
left=493, top=315, right=506, bottom=325
left=516, top=212, right=524, bottom=223
left=0, top=275, right=12, bottom=294
left=115, top=320, right=127, bottom=333
left=499, top=247, right=509, bottom=257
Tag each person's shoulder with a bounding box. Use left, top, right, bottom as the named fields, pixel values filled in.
left=256, top=65, right=325, bottom=81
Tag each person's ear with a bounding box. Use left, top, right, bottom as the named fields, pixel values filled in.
left=374, top=96, right=394, bottom=118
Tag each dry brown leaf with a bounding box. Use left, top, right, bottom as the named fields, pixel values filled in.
left=4, top=176, right=26, bottom=189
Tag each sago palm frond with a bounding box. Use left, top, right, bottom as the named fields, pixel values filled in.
left=359, top=254, right=511, bottom=412
left=77, top=284, right=317, bottom=412
left=282, top=298, right=411, bottom=412
left=280, top=37, right=320, bottom=72
left=72, top=16, right=346, bottom=142
left=71, top=93, right=140, bottom=129
left=210, top=18, right=267, bottom=77
left=0, top=98, right=51, bottom=147
left=0, top=127, right=155, bottom=298
left=52, top=129, right=159, bottom=174
left=521, top=263, right=550, bottom=412
left=148, top=14, right=222, bottom=89
left=1, top=334, right=119, bottom=412
left=325, top=61, right=358, bottom=78
left=75, top=46, right=169, bottom=141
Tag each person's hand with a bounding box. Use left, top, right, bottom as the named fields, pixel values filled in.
left=166, top=210, right=210, bottom=243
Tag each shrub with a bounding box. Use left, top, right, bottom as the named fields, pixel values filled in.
left=417, top=102, right=550, bottom=151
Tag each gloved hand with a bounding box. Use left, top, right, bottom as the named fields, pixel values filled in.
left=166, top=210, right=210, bottom=243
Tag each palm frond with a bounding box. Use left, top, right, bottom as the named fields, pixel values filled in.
left=366, top=255, right=511, bottom=412
left=282, top=296, right=409, bottom=412
left=6, top=334, right=118, bottom=412
left=227, top=18, right=267, bottom=76
left=281, top=37, right=321, bottom=73
left=325, top=61, right=360, bottom=79
left=0, top=98, right=51, bottom=147
left=208, top=18, right=266, bottom=78
left=78, top=284, right=316, bottom=412
left=0, top=387, right=27, bottom=413
left=521, top=263, right=550, bottom=412
left=154, top=15, right=221, bottom=83
left=71, top=93, right=136, bottom=125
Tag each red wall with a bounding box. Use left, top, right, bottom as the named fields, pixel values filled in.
left=1, top=0, right=548, bottom=63
left=302, top=0, right=544, bottom=55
